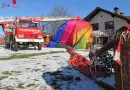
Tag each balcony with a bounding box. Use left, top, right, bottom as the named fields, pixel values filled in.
left=93, top=30, right=116, bottom=45
left=93, top=30, right=116, bottom=38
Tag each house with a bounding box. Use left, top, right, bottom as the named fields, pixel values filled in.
left=84, top=7, right=130, bottom=44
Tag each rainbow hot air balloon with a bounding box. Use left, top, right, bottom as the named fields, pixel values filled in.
left=47, top=19, right=93, bottom=49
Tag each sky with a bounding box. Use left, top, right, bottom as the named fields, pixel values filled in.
left=0, top=0, right=130, bottom=35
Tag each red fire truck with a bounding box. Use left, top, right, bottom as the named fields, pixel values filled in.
left=1, top=17, right=44, bottom=51
left=0, top=16, right=80, bottom=51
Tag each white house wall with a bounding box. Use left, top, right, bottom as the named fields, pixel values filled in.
left=114, top=17, right=128, bottom=30
left=90, top=11, right=128, bottom=31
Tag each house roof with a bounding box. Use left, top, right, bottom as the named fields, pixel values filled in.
left=84, top=7, right=130, bottom=23
left=127, top=16, right=130, bottom=19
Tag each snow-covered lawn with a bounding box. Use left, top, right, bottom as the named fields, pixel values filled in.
left=0, top=48, right=105, bottom=90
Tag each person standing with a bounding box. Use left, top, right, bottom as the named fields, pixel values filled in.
left=45, top=35, right=50, bottom=45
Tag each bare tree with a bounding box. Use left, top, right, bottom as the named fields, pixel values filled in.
left=48, top=6, right=71, bottom=35
left=50, top=6, right=70, bottom=16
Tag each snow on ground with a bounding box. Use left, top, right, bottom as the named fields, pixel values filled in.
left=0, top=47, right=106, bottom=90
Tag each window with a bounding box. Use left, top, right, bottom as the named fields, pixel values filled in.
left=91, top=23, right=99, bottom=31
left=105, top=21, right=114, bottom=29
left=17, top=21, right=38, bottom=28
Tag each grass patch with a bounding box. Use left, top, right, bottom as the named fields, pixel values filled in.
left=17, top=83, right=24, bottom=89
left=6, top=86, right=14, bottom=90
left=0, top=45, right=4, bottom=47
left=52, top=56, right=60, bottom=57
left=0, top=76, right=8, bottom=80
left=51, top=85, right=56, bottom=90
left=26, top=84, right=35, bottom=87
left=0, top=51, right=65, bottom=60
left=2, top=71, right=13, bottom=75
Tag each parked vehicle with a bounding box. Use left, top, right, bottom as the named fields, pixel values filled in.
left=0, top=16, right=80, bottom=51
left=3, top=17, right=44, bottom=51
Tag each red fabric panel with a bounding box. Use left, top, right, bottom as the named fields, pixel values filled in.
left=69, top=54, right=112, bottom=77
left=69, top=54, right=91, bottom=76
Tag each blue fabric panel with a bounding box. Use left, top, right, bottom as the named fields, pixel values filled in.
left=53, top=22, right=68, bottom=43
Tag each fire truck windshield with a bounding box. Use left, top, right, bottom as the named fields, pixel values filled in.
left=17, top=21, right=40, bottom=28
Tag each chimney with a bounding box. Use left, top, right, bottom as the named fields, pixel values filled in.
left=114, top=7, right=120, bottom=15
left=120, top=12, right=124, bottom=16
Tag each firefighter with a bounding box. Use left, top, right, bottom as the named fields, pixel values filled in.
left=5, top=23, right=15, bottom=48
left=45, top=35, right=50, bottom=45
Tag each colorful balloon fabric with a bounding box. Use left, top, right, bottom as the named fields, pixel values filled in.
left=47, top=19, right=93, bottom=49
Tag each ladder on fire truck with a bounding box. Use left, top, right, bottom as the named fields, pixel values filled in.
left=0, top=16, right=80, bottom=22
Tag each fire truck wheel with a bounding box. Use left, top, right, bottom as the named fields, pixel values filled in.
left=5, top=44, right=10, bottom=49
left=13, top=43, right=19, bottom=51
left=38, top=43, right=42, bottom=50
